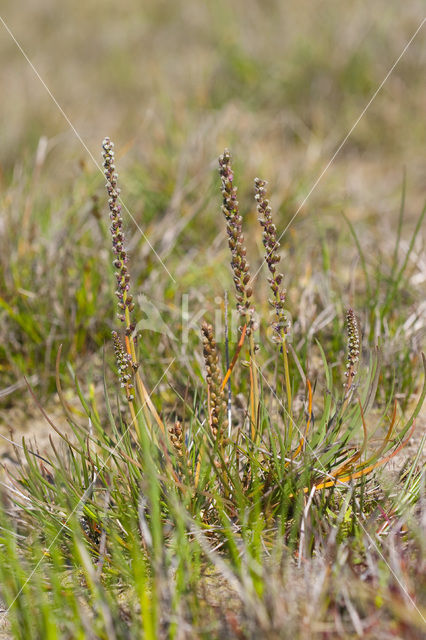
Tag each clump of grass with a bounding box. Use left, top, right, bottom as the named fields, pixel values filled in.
left=0, top=140, right=424, bottom=639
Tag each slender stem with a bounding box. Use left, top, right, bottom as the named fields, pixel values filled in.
left=279, top=329, right=293, bottom=443
left=123, top=332, right=151, bottom=432
left=124, top=304, right=137, bottom=363
left=128, top=399, right=142, bottom=443
left=249, top=331, right=259, bottom=442
left=123, top=298, right=165, bottom=436
left=224, top=291, right=232, bottom=439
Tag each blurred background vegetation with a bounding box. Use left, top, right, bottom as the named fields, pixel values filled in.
left=0, top=0, right=425, bottom=431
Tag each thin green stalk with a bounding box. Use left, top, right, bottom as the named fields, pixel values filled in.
left=280, top=329, right=293, bottom=443
left=248, top=330, right=259, bottom=441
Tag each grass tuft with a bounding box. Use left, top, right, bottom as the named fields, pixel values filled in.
left=0, top=139, right=424, bottom=639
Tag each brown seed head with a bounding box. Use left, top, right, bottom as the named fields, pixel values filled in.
left=102, top=137, right=135, bottom=337
left=219, top=150, right=254, bottom=335
left=344, top=308, right=360, bottom=394
left=201, top=321, right=226, bottom=438
left=255, top=178, right=287, bottom=341
left=111, top=330, right=134, bottom=401
left=346, top=309, right=360, bottom=370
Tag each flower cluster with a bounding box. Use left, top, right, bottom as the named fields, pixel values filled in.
left=112, top=330, right=134, bottom=401
left=345, top=308, right=360, bottom=389
left=219, top=149, right=254, bottom=335
left=255, top=178, right=287, bottom=340
left=169, top=419, right=184, bottom=456
left=102, top=137, right=135, bottom=337
left=201, top=322, right=226, bottom=438
left=169, top=419, right=190, bottom=476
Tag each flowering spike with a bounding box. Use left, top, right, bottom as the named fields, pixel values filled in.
left=255, top=178, right=288, bottom=341
left=201, top=322, right=226, bottom=439
left=111, top=330, right=134, bottom=402
left=344, top=308, right=360, bottom=395
left=102, top=137, right=135, bottom=337
left=219, top=150, right=255, bottom=335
